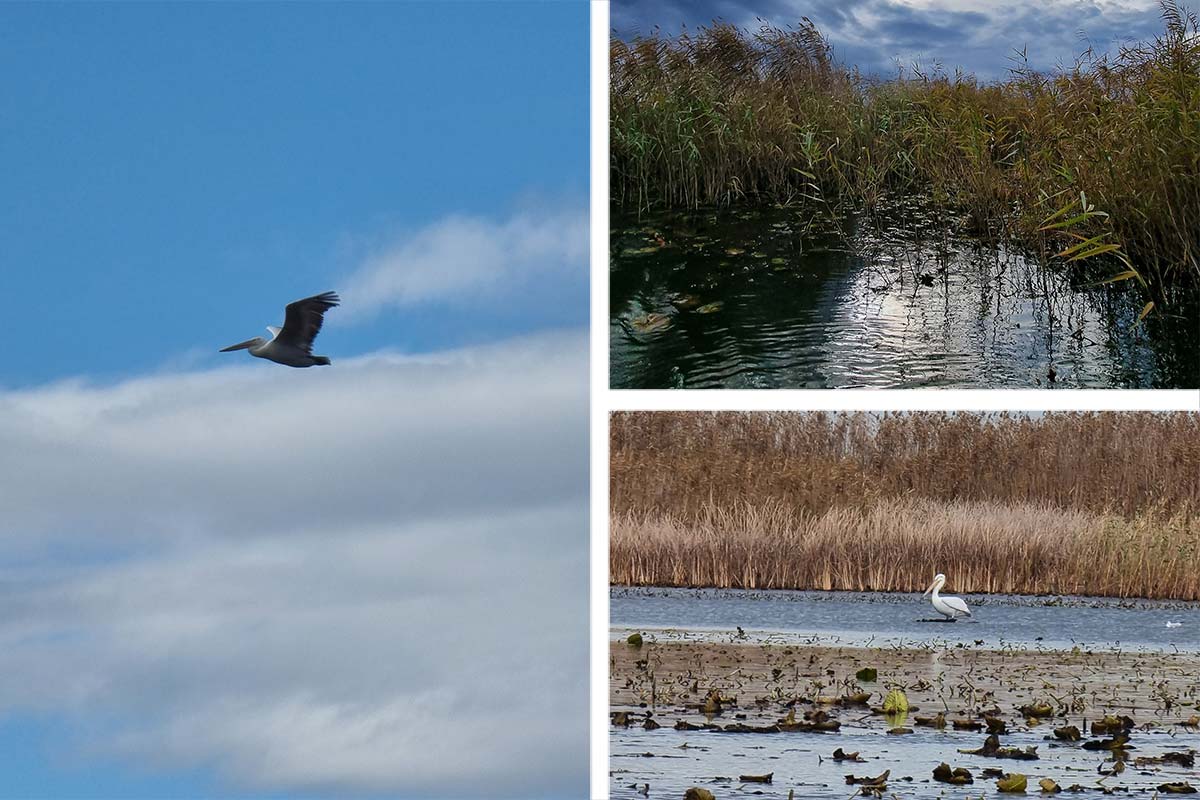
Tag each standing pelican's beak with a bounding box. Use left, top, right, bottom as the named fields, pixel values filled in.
left=923, top=579, right=936, bottom=597
left=220, top=339, right=257, bottom=352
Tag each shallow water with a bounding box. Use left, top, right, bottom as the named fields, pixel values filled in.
left=610, top=712, right=1199, bottom=799
left=610, top=589, right=1200, bottom=799
left=611, top=586, right=1200, bottom=652
left=610, top=203, right=1199, bottom=388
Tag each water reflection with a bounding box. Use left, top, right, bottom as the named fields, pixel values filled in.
left=610, top=202, right=1198, bottom=388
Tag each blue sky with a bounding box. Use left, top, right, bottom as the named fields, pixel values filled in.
left=1, top=1, right=587, bottom=387
left=0, top=3, right=588, bottom=798
left=612, top=0, right=1197, bottom=78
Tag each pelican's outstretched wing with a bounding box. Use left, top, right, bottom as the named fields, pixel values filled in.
left=277, top=291, right=339, bottom=353
left=945, top=596, right=971, bottom=616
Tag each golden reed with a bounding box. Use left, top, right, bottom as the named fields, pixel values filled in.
left=611, top=412, right=1200, bottom=599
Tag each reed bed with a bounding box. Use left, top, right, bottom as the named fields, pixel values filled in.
left=610, top=412, right=1200, bottom=599
left=611, top=500, right=1200, bottom=599
left=611, top=1, right=1200, bottom=296
left=611, top=411, right=1200, bottom=519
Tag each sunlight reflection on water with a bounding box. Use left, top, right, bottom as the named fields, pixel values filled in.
left=610, top=203, right=1196, bottom=388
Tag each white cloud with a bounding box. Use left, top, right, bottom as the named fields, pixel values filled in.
left=0, top=330, right=588, bottom=798
left=338, top=206, right=589, bottom=320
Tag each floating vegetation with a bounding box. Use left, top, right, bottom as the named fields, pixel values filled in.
left=611, top=635, right=1200, bottom=799
left=932, top=762, right=974, bottom=785
left=881, top=688, right=908, bottom=714
left=996, top=772, right=1027, bottom=792
left=628, top=312, right=672, bottom=334
left=960, top=734, right=1039, bottom=761
left=1159, top=782, right=1199, bottom=794
left=610, top=203, right=1199, bottom=388
left=738, top=772, right=771, bottom=783
left=1052, top=725, right=1081, bottom=742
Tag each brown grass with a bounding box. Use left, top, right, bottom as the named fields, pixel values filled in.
left=610, top=412, right=1200, bottom=599
left=612, top=500, right=1200, bottom=599
left=611, top=411, right=1200, bottom=518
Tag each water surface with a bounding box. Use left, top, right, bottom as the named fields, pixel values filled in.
left=612, top=586, right=1200, bottom=652
left=610, top=203, right=1199, bottom=388
left=610, top=588, right=1200, bottom=799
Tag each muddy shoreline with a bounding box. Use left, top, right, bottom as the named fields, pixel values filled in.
left=610, top=634, right=1200, bottom=798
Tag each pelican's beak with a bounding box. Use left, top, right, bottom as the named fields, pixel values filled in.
left=922, top=580, right=936, bottom=597
left=220, top=339, right=257, bottom=352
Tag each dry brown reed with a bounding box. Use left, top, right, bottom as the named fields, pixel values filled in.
left=610, top=412, right=1200, bottom=599
left=611, top=500, right=1200, bottom=599
left=611, top=411, right=1200, bottom=518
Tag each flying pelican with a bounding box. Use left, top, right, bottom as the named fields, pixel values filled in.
left=220, top=291, right=339, bottom=367
left=923, top=573, right=971, bottom=620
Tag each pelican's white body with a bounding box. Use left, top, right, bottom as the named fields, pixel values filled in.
left=246, top=334, right=330, bottom=368
left=924, top=573, right=971, bottom=619
left=220, top=292, right=338, bottom=368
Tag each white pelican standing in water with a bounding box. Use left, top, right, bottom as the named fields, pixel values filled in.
left=220, top=292, right=339, bottom=367
left=923, top=573, right=972, bottom=620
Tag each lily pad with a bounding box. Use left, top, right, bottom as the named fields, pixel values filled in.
left=630, top=313, right=672, bottom=333
left=882, top=688, right=908, bottom=713
left=996, top=773, right=1027, bottom=792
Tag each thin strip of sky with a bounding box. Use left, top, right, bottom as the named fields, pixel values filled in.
left=610, top=0, right=1192, bottom=78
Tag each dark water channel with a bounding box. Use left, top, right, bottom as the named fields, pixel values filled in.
left=610, top=203, right=1199, bottom=388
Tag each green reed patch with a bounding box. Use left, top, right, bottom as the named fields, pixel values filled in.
left=611, top=1, right=1200, bottom=299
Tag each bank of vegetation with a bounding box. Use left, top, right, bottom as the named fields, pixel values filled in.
left=610, top=412, right=1200, bottom=599
left=611, top=2, right=1200, bottom=299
